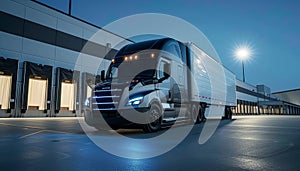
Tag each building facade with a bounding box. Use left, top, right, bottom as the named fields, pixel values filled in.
left=0, top=0, right=132, bottom=117
left=234, top=80, right=300, bottom=115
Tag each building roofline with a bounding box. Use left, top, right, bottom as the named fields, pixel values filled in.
left=31, top=0, right=134, bottom=43
left=273, top=88, right=300, bottom=94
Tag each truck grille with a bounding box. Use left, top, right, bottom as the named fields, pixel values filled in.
left=92, top=88, right=122, bottom=111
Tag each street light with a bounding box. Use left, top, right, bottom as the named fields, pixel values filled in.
left=68, top=0, right=72, bottom=15
left=235, top=47, right=251, bottom=82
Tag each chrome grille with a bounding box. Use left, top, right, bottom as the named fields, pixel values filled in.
left=92, top=88, right=122, bottom=111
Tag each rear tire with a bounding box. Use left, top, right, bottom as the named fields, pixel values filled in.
left=143, top=104, right=162, bottom=133
left=224, top=107, right=232, bottom=120
left=199, top=105, right=207, bottom=122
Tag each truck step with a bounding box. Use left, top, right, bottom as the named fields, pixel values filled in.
left=162, top=117, right=187, bottom=123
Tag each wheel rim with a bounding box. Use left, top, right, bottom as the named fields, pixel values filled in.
left=149, top=106, right=161, bottom=129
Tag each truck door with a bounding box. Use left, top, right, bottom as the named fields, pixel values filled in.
left=157, top=59, right=172, bottom=115
left=158, top=58, right=171, bottom=94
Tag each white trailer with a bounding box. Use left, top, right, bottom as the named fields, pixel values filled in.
left=85, top=38, right=237, bottom=132
left=187, top=43, right=236, bottom=118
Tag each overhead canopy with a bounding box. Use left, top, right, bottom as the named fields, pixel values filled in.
left=0, top=57, right=18, bottom=110
left=21, top=61, right=52, bottom=112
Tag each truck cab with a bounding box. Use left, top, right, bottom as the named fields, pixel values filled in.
left=85, top=38, right=193, bottom=132
left=84, top=38, right=236, bottom=132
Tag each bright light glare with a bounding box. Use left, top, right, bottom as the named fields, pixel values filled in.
left=235, top=47, right=251, bottom=61
left=236, top=48, right=249, bottom=59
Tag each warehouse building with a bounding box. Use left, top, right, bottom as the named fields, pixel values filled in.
left=272, top=89, right=300, bottom=114
left=0, top=0, right=299, bottom=118
left=0, top=0, right=132, bottom=117
left=234, top=80, right=300, bottom=115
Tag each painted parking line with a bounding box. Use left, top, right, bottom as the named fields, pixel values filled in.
left=19, top=130, right=46, bottom=139
left=0, top=122, right=74, bottom=138
left=227, top=124, right=300, bottom=130
left=0, top=122, right=46, bottom=130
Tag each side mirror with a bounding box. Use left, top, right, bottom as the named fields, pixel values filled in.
left=100, top=70, right=105, bottom=81
left=156, top=63, right=170, bottom=83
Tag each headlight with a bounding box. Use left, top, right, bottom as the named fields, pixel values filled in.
left=127, top=96, right=143, bottom=106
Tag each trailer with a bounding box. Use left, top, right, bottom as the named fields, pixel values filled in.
left=84, top=38, right=236, bottom=132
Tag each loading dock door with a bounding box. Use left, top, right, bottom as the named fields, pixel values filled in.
left=55, top=68, right=79, bottom=113
left=0, top=74, right=12, bottom=109
left=27, top=76, right=47, bottom=110
left=21, top=62, right=52, bottom=112
left=60, top=80, right=76, bottom=111
left=0, top=57, right=18, bottom=111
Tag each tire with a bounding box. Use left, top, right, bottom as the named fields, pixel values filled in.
left=143, top=103, right=162, bottom=133
left=224, top=107, right=232, bottom=120
left=110, top=126, right=120, bottom=131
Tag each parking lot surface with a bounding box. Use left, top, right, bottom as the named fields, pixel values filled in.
left=0, top=115, right=300, bottom=171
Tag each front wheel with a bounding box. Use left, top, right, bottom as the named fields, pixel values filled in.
left=143, top=104, right=162, bottom=133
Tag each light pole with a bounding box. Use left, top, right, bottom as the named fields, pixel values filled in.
left=235, top=47, right=251, bottom=82
left=68, top=0, right=72, bottom=15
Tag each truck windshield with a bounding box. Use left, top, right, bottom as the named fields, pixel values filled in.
left=107, top=55, right=157, bottom=80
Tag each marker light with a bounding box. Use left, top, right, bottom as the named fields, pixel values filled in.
left=112, top=58, right=115, bottom=63
left=124, top=56, right=128, bottom=61
left=151, top=53, right=155, bottom=58
left=134, top=55, right=138, bottom=60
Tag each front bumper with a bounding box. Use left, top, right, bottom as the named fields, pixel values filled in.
left=84, top=108, right=150, bottom=129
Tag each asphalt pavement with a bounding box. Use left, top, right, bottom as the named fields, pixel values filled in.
left=0, top=115, right=300, bottom=171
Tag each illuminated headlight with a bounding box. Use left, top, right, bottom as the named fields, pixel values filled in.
left=127, top=96, right=143, bottom=106
left=84, top=98, right=90, bottom=107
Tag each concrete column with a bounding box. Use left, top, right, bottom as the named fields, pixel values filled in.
left=14, top=61, right=25, bottom=117
left=292, top=107, right=295, bottom=115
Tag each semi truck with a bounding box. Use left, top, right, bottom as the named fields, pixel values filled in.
left=84, top=38, right=236, bottom=132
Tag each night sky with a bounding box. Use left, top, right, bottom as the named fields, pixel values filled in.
left=38, top=0, right=300, bottom=92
